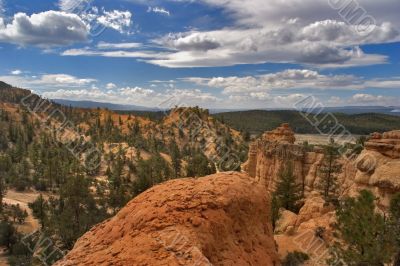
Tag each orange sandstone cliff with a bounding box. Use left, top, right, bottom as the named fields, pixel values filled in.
left=243, top=124, right=325, bottom=194
left=243, top=126, right=400, bottom=264
left=346, top=130, right=400, bottom=209
left=55, top=172, right=279, bottom=266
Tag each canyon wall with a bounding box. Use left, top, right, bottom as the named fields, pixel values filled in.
left=243, top=126, right=400, bottom=263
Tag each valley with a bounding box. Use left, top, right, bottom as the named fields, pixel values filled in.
left=0, top=82, right=399, bottom=266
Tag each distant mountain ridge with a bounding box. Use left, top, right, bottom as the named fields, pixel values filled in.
left=53, top=98, right=400, bottom=116
left=52, top=99, right=159, bottom=112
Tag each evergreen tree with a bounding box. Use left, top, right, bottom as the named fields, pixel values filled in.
left=0, top=158, right=8, bottom=212
left=186, top=150, right=216, bottom=177
left=273, top=163, right=303, bottom=213
left=330, top=190, right=397, bottom=265
left=271, top=194, right=281, bottom=231
left=390, top=193, right=400, bottom=266
left=318, top=138, right=342, bottom=204
left=29, top=194, right=48, bottom=228
left=169, top=141, right=181, bottom=178
left=53, top=169, right=106, bottom=248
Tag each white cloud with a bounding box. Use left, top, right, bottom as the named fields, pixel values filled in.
left=62, top=0, right=399, bottom=68
left=274, top=94, right=306, bottom=105
left=147, top=6, right=170, bottom=16
left=38, top=74, right=96, bottom=86
left=184, top=69, right=400, bottom=95
left=195, top=0, right=400, bottom=30
left=0, top=73, right=96, bottom=89
left=328, top=96, right=342, bottom=105
left=106, top=82, right=117, bottom=89
left=11, top=70, right=22, bottom=75
left=58, top=1, right=133, bottom=35
left=0, top=11, right=88, bottom=47
left=184, top=69, right=362, bottom=93
left=97, top=41, right=142, bottom=49
left=146, top=20, right=396, bottom=67
left=58, top=0, right=92, bottom=12
left=62, top=47, right=167, bottom=58
left=347, top=93, right=400, bottom=106
left=96, top=9, right=132, bottom=34
left=40, top=86, right=217, bottom=107
left=63, top=18, right=395, bottom=68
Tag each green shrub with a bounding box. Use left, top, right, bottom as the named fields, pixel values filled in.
left=282, top=251, right=310, bottom=266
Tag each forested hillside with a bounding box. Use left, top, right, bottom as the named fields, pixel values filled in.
left=0, top=82, right=247, bottom=264
left=213, top=110, right=400, bottom=135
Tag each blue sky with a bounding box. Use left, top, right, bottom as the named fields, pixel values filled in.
left=0, top=0, right=399, bottom=108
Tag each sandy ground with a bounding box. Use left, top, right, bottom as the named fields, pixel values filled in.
left=275, top=232, right=330, bottom=265
left=3, top=190, right=41, bottom=234
left=0, top=190, right=42, bottom=265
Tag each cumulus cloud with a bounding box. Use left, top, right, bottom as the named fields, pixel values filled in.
left=58, top=1, right=133, bottom=35
left=65, top=18, right=395, bottom=68
left=159, top=32, right=221, bottom=51
left=274, top=94, right=306, bottom=105
left=11, top=70, right=22, bottom=75
left=196, top=0, right=400, bottom=30
left=83, top=0, right=398, bottom=68
left=0, top=11, right=88, bottom=47
left=146, top=20, right=396, bottom=67
left=184, top=69, right=362, bottom=94
left=37, top=74, right=96, bottom=86
left=346, top=93, right=400, bottom=106
left=0, top=73, right=96, bottom=89
left=40, top=86, right=217, bottom=107
left=350, top=93, right=390, bottom=104
left=106, top=82, right=117, bottom=89
left=96, top=9, right=132, bottom=34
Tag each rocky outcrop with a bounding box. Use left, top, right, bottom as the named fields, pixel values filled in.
left=244, top=125, right=400, bottom=264
left=243, top=124, right=324, bottom=194
left=262, top=123, right=296, bottom=144
left=365, top=130, right=400, bottom=159
left=345, top=130, right=400, bottom=209
left=55, top=172, right=279, bottom=266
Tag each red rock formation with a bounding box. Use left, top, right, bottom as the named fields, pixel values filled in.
left=365, top=130, right=400, bottom=159
left=346, top=130, right=400, bottom=209
left=243, top=124, right=322, bottom=193
left=55, top=172, right=279, bottom=266
left=262, top=123, right=296, bottom=144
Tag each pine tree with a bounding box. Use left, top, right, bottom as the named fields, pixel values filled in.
left=54, top=168, right=105, bottom=248
left=29, top=194, right=48, bottom=228
left=186, top=150, right=216, bottom=177
left=169, top=141, right=181, bottom=178
left=318, top=138, right=341, bottom=204
left=330, top=190, right=397, bottom=265
left=390, top=193, right=400, bottom=266
left=0, top=156, right=8, bottom=212
left=273, top=163, right=303, bottom=213
left=271, top=194, right=281, bottom=231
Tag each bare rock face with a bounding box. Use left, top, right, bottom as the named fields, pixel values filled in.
left=346, top=131, right=400, bottom=208
left=262, top=123, right=296, bottom=144
left=243, top=124, right=323, bottom=194
left=55, top=172, right=279, bottom=266
left=365, top=130, right=400, bottom=159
